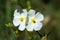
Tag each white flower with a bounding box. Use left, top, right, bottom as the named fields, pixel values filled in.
left=26, top=9, right=44, bottom=31
left=13, top=9, right=27, bottom=31
left=13, top=9, right=44, bottom=31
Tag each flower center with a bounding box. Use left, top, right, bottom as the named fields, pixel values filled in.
left=29, top=17, right=36, bottom=23
left=20, top=16, right=25, bottom=22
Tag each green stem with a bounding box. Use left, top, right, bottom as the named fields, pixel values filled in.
left=5, top=0, right=11, bottom=22
left=27, top=0, right=31, bottom=10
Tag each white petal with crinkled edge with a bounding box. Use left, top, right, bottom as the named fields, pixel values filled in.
left=34, top=22, right=43, bottom=31
left=26, top=23, right=33, bottom=31
left=22, top=9, right=27, bottom=13
left=22, top=9, right=27, bottom=18
left=21, top=9, right=27, bottom=18
left=14, top=9, right=20, bottom=18
left=28, top=9, right=35, bottom=16
left=35, top=12, right=44, bottom=22
left=21, top=13, right=27, bottom=18
left=28, top=9, right=36, bottom=20
left=18, top=23, right=25, bottom=31
left=13, top=18, right=20, bottom=26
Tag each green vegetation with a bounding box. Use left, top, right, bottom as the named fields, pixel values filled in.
left=0, top=0, right=60, bottom=40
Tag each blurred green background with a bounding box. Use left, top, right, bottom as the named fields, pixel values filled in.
left=0, top=0, right=60, bottom=40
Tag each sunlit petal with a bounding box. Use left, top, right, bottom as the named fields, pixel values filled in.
left=34, top=22, right=43, bottom=31
left=26, top=23, right=33, bottom=31
left=35, top=12, right=44, bottom=22
left=14, top=9, right=20, bottom=18
left=21, top=12, right=27, bottom=18
left=22, top=9, right=27, bottom=13
left=13, top=18, right=20, bottom=26
left=18, top=23, right=25, bottom=31
left=28, top=9, right=35, bottom=17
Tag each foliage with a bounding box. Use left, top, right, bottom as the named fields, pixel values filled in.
left=0, top=0, right=60, bottom=40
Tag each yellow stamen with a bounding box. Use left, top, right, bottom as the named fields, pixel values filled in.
left=20, top=16, right=25, bottom=22
left=29, top=17, right=36, bottom=23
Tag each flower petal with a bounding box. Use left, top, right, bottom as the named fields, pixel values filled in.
left=14, top=9, right=20, bottom=18
left=21, top=9, right=27, bottom=18
left=35, top=12, right=44, bottom=22
left=28, top=9, right=35, bottom=19
left=28, top=9, right=35, bottom=16
left=13, top=18, right=20, bottom=26
left=18, top=23, right=25, bottom=31
left=34, top=22, right=43, bottom=31
left=26, top=23, right=33, bottom=31
left=22, top=9, right=27, bottom=13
